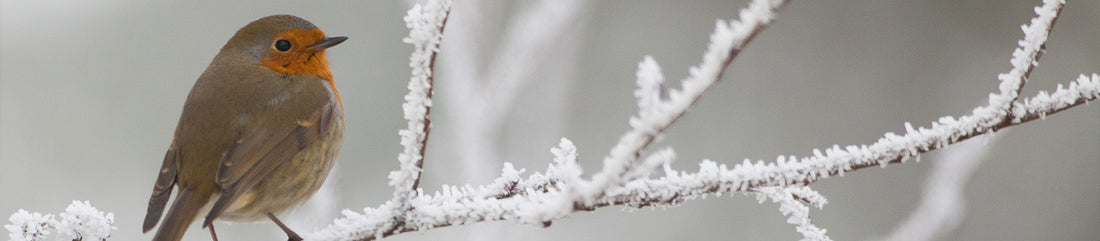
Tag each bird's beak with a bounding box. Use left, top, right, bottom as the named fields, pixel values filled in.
left=309, top=36, right=348, bottom=50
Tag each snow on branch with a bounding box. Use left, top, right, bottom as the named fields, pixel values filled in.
left=3, top=1, right=1092, bottom=241
left=306, top=1, right=452, bottom=240
left=307, top=0, right=792, bottom=240
left=755, top=186, right=829, bottom=241
left=305, top=0, right=1097, bottom=239
left=391, top=0, right=451, bottom=205
left=634, top=56, right=666, bottom=120
left=574, top=0, right=791, bottom=207
left=5, top=201, right=116, bottom=241
left=997, top=0, right=1064, bottom=117
left=302, top=0, right=1097, bottom=240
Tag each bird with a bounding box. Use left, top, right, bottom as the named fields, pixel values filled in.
left=142, top=14, right=348, bottom=241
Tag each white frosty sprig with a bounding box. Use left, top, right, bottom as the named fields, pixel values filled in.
left=5, top=201, right=115, bottom=241
left=309, top=74, right=1097, bottom=241
left=307, top=0, right=790, bottom=240
left=624, top=147, right=675, bottom=183
left=391, top=0, right=452, bottom=207
left=581, top=0, right=790, bottom=207
left=303, top=0, right=1097, bottom=240
left=306, top=1, right=451, bottom=240
left=634, top=56, right=666, bottom=120
left=54, top=201, right=115, bottom=241
left=1014, top=74, right=1100, bottom=121
left=993, top=0, right=1065, bottom=118
left=755, top=187, right=830, bottom=241
left=6, top=210, right=52, bottom=241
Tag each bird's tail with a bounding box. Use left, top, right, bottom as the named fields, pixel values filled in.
left=151, top=189, right=211, bottom=241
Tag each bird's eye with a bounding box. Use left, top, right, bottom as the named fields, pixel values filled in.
left=274, top=39, right=292, bottom=52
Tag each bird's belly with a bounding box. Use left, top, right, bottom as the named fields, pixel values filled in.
left=218, top=120, right=344, bottom=222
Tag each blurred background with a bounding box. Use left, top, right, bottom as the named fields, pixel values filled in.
left=1, top=0, right=1097, bottom=240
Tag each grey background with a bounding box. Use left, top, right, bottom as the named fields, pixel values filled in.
left=1, top=0, right=1097, bottom=240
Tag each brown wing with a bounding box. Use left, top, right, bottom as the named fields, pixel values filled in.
left=143, top=146, right=180, bottom=232
left=201, top=101, right=337, bottom=227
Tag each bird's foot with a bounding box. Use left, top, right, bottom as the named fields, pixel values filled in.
left=266, top=212, right=303, bottom=241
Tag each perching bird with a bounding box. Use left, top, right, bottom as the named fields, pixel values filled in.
left=142, top=15, right=347, bottom=241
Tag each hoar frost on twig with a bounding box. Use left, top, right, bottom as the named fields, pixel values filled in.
left=2, top=0, right=1095, bottom=240
left=305, top=0, right=1100, bottom=240
left=305, top=0, right=1098, bottom=240
left=308, top=0, right=794, bottom=240
left=3, top=0, right=1096, bottom=240
left=755, top=186, right=829, bottom=241
left=391, top=0, right=451, bottom=198
left=301, top=1, right=453, bottom=240
left=5, top=201, right=116, bottom=241
left=1, top=0, right=1093, bottom=240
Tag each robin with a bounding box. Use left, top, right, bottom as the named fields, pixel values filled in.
left=142, top=15, right=347, bottom=241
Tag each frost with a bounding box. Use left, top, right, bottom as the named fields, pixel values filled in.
left=302, top=0, right=1099, bottom=240
left=311, top=1, right=453, bottom=240
left=1015, top=74, right=1100, bottom=123
left=391, top=0, right=452, bottom=206
left=5, top=201, right=115, bottom=241
left=756, top=187, right=831, bottom=241
left=6, top=210, right=51, bottom=241
left=991, top=0, right=1065, bottom=113
left=635, top=56, right=666, bottom=120
left=54, top=201, right=115, bottom=241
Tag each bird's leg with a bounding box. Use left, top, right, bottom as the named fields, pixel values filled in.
left=208, top=224, right=220, bottom=241
left=266, top=212, right=303, bottom=241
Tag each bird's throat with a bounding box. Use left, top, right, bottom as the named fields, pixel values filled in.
left=259, top=35, right=341, bottom=107
left=260, top=49, right=333, bottom=82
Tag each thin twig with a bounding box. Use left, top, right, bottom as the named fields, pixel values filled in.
left=305, top=1, right=1095, bottom=240
left=411, top=5, right=451, bottom=191
left=1000, top=0, right=1065, bottom=126
left=581, top=0, right=792, bottom=205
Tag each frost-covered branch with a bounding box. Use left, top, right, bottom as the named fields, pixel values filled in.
left=755, top=186, right=830, bottom=241
left=763, top=0, right=1073, bottom=181
left=308, top=0, right=791, bottom=239
left=353, top=0, right=452, bottom=239
left=304, top=0, right=1097, bottom=240
left=4, top=1, right=1092, bottom=240
left=999, top=0, right=1064, bottom=119
left=301, top=2, right=453, bottom=240
left=436, top=2, right=585, bottom=239
left=5, top=201, right=116, bottom=241
left=571, top=0, right=790, bottom=207
left=391, top=0, right=451, bottom=205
